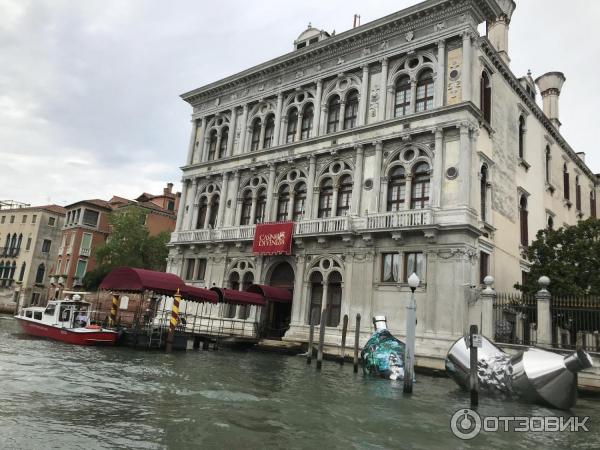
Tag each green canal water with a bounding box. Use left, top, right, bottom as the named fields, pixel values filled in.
left=1, top=316, right=599, bottom=450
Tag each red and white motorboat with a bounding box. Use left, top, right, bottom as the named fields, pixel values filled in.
left=15, top=297, right=118, bottom=346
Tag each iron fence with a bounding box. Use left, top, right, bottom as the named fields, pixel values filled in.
left=551, top=296, right=600, bottom=352
left=493, top=292, right=537, bottom=346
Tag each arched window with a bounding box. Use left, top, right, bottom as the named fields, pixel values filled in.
left=9, top=234, right=17, bottom=251
left=394, top=76, right=411, bottom=117
left=563, top=164, right=570, bottom=200
left=411, top=162, right=431, bottom=209
left=387, top=166, right=406, bottom=211
left=343, top=90, right=359, bottom=130
left=480, top=71, right=492, bottom=123
left=250, top=118, right=262, bottom=151
left=293, top=182, right=307, bottom=221
left=35, top=263, right=45, bottom=284
left=518, top=116, right=526, bottom=159
left=18, top=262, right=26, bottom=282
left=318, top=178, right=334, bottom=218
left=276, top=185, right=290, bottom=221
left=3, top=235, right=9, bottom=253
left=208, top=195, right=219, bottom=228
left=196, top=197, right=208, bottom=229
left=9, top=262, right=16, bottom=281
left=240, top=190, right=253, bottom=226
left=218, top=127, right=228, bottom=159
left=327, top=95, right=341, bottom=133
left=300, top=104, right=314, bottom=140
left=255, top=189, right=267, bottom=224
left=519, top=195, right=528, bottom=247
left=16, top=234, right=22, bottom=250
left=416, top=70, right=434, bottom=112
left=576, top=176, right=582, bottom=211
left=336, top=175, right=353, bottom=216
left=286, top=108, right=298, bottom=144
left=264, top=115, right=275, bottom=149
left=326, top=271, right=342, bottom=327
left=480, top=165, right=488, bottom=222
left=545, top=146, right=551, bottom=183
left=308, top=271, right=323, bottom=325
left=207, top=129, right=218, bottom=161
left=242, top=272, right=254, bottom=292
left=591, top=192, right=597, bottom=219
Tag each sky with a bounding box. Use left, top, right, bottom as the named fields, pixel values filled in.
left=1, top=0, right=599, bottom=206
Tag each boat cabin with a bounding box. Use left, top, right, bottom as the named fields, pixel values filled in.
left=19, top=299, right=92, bottom=329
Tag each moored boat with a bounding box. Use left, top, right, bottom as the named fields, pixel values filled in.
left=14, top=296, right=118, bottom=346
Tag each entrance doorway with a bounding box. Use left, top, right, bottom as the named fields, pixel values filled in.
left=264, top=261, right=294, bottom=339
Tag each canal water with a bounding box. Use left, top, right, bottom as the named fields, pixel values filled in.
left=1, top=316, right=599, bottom=450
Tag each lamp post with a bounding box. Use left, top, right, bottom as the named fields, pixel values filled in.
left=403, top=272, right=420, bottom=394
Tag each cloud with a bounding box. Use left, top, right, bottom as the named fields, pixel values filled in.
left=0, top=0, right=598, bottom=209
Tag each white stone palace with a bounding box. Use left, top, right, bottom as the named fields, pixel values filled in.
left=167, top=0, right=598, bottom=365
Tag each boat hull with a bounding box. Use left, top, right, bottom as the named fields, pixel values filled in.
left=15, top=318, right=118, bottom=346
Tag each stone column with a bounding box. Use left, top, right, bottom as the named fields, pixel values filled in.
left=536, top=276, right=552, bottom=348
left=410, top=81, right=417, bottom=114
left=195, top=117, right=207, bottom=164
left=280, top=117, right=288, bottom=146
left=274, top=92, right=284, bottom=144
left=435, top=39, right=446, bottom=108
left=227, top=107, right=237, bottom=157
left=351, top=144, right=364, bottom=215
left=480, top=276, right=495, bottom=337
left=186, top=119, right=198, bottom=165
left=319, top=105, right=328, bottom=135
left=373, top=141, right=384, bottom=213
left=290, top=256, right=306, bottom=324
left=186, top=178, right=199, bottom=230
left=338, top=101, right=346, bottom=131
left=331, top=188, right=339, bottom=217
left=462, top=32, right=472, bottom=103
left=259, top=120, right=267, bottom=150
left=238, top=104, right=249, bottom=153
left=204, top=198, right=213, bottom=229
left=226, top=171, right=241, bottom=226
left=249, top=192, right=258, bottom=225
left=295, top=112, right=303, bottom=142
left=265, top=164, right=276, bottom=222
left=431, top=128, right=444, bottom=208
left=215, top=132, right=223, bottom=159
left=287, top=192, right=296, bottom=221
left=176, top=179, right=189, bottom=231
left=305, top=156, right=316, bottom=219
left=458, top=123, right=471, bottom=207
left=321, top=281, right=329, bottom=326
left=202, top=134, right=211, bottom=162
left=217, top=172, right=229, bottom=228
left=359, top=64, right=370, bottom=126
left=404, top=175, right=413, bottom=209
left=313, top=80, right=323, bottom=137
left=379, top=59, right=389, bottom=121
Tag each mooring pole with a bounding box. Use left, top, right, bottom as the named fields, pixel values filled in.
left=353, top=313, right=361, bottom=373
left=403, top=273, right=420, bottom=394
left=307, top=310, right=316, bottom=365
left=340, top=314, right=348, bottom=365
left=316, top=308, right=327, bottom=370
left=108, top=293, right=119, bottom=328
left=469, top=324, right=480, bottom=408
left=165, top=289, right=181, bottom=353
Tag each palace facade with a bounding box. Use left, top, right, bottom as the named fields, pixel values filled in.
left=167, top=0, right=598, bottom=363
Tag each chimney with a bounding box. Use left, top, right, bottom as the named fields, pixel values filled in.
left=165, top=182, right=173, bottom=195
left=487, top=0, right=516, bottom=65
left=535, top=72, right=566, bottom=129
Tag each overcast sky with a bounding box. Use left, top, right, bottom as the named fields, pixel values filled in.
left=1, top=0, right=599, bottom=206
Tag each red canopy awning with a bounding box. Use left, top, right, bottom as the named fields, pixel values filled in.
left=181, top=285, right=218, bottom=304
left=246, top=284, right=293, bottom=303
left=99, top=267, right=185, bottom=296
left=210, top=288, right=266, bottom=306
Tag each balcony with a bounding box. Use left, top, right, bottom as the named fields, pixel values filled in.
left=80, top=247, right=91, bottom=257
left=170, top=209, right=434, bottom=246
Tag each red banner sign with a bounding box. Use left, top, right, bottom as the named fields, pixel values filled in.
left=252, top=222, right=294, bottom=255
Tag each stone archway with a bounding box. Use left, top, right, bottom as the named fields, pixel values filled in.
left=263, top=261, right=295, bottom=339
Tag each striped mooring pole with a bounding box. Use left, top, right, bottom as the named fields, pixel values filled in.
left=108, top=294, right=119, bottom=328
left=165, top=289, right=181, bottom=353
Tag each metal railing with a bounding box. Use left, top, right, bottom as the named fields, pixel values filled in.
left=493, top=292, right=537, bottom=346
left=551, top=296, right=600, bottom=352
left=79, top=247, right=91, bottom=257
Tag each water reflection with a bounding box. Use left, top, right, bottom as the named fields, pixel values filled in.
left=0, top=316, right=598, bottom=449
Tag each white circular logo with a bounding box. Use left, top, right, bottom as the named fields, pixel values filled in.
left=450, top=408, right=482, bottom=440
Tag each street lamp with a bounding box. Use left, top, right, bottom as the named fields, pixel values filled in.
left=404, top=272, right=420, bottom=393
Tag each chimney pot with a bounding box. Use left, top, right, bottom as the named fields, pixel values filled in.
left=535, top=72, right=566, bottom=129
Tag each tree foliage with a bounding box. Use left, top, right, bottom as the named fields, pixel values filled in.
left=517, top=218, right=600, bottom=296
left=85, top=207, right=170, bottom=290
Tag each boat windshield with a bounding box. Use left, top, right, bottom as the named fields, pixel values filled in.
left=44, top=304, right=56, bottom=316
